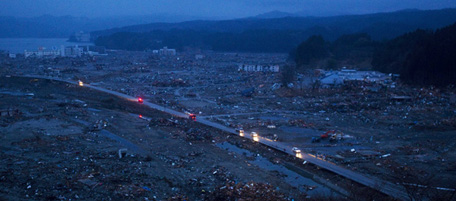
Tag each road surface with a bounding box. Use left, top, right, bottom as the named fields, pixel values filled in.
left=19, top=75, right=409, bottom=200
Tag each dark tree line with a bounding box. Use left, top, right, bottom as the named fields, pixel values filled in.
left=372, top=22, right=456, bottom=86
left=292, top=33, right=377, bottom=69
left=292, top=23, right=456, bottom=87
left=293, top=35, right=329, bottom=67
left=94, top=30, right=208, bottom=51
left=94, top=29, right=326, bottom=53
left=371, top=30, right=432, bottom=75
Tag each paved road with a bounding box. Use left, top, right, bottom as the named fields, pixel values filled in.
left=200, top=112, right=266, bottom=118
left=19, top=75, right=409, bottom=200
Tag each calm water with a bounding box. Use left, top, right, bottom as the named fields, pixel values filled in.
left=0, top=38, right=92, bottom=54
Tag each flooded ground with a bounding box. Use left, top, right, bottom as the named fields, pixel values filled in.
left=216, top=142, right=335, bottom=196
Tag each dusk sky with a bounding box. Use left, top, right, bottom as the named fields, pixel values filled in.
left=0, top=0, right=455, bottom=18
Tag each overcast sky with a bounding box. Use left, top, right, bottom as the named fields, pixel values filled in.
left=0, top=0, right=455, bottom=18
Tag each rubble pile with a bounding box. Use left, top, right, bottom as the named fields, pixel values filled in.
left=206, top=182, right=287, bottom=201
left=3, top=47, right=456, bottom=198
left=0, top=108, right=22, bottom=126
left=1, top=134, right=160, bottom=200
left=185, top=128, right=212, bottom=141
left=288, top=119, right=314, bottom=128
left=152, top=79, right=190, bottom=87
left=149, top=118, right=177, bottom=127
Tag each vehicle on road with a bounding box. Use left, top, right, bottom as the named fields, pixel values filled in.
left=235, top=128, right=244, bottom=136
left=188, top=113, right=196, bottom=121
left=292, top=147, right=301, bottom=153
left=138, top=97, right=143, bottom=103
left=292, top=147, right=302, bottom=158
left=251, top=132, right=259, bottom=142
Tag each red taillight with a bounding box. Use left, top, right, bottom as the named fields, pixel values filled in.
left=138, top=98, right=143, bottom=103
left=139, top=114, right=143, bottom=118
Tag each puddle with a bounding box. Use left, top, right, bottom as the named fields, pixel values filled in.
left=216, top=142, right=334, bottom=196
left=87, top=108, right=102, bottom=112
left=0, top=91, right=34, bottom=96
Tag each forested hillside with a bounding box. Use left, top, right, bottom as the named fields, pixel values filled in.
left=372, top=23, right=456, bottom=86
left=93, top=9, right=456, bottom=52
left=291, top=23, right=456, bottom=87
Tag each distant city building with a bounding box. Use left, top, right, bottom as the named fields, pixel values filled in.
left=72, top=31, right=91, bottom=42
left=154, top=46, right=176, bottom=56
left=24, top=45, right=106, bottom=58
left=64, top=45, right=83, bottom=57
left=24, top=47, right=60, bottom=58
left=84, top=46, right=106, bottom=55
left=238, top=64, right=280, bottom=73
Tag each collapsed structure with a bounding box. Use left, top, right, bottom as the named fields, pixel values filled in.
left=319, top=68, right=395, bottom=87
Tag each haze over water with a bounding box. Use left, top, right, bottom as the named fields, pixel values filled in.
left=0, top=38, right=92, bottom=54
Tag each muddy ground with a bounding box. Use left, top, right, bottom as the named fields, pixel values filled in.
left=0, top=77, right=355, bottom=200
left=3, top=51, right=456, bottom=200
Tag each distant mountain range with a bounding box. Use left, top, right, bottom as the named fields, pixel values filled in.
left=1, top=8, right=456, bottom=42
left=0, top=14, right=226, bottom=38
left=92, top=8, right=456, bottom=41
left=252, top=10, right=298, bottom=19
